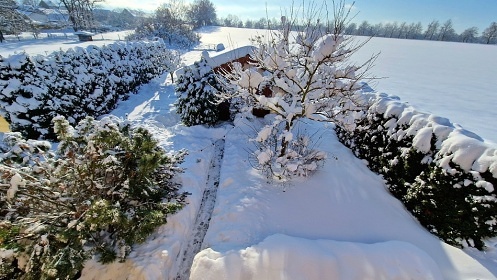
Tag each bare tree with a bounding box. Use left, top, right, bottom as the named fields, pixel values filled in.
left=397, top=21, right=409, bottom=38
left=222, top=14, right=241, bottom=27
left=384, top=22, right=399, bottom=38
left=356, top=20, right=371, bottom=35
left=482, top=22, right=497, bottom=44
left=130, top=1, right=199, bottom=47
left=344, top=22, right=356, bottom=34
left=424, top=20, right=439, bottom=40
left=58, top=0, right=104, bottom=31
left=187, top=0, right=216, bottom=28
left=460, top=26, right=479, bottom=43
left=371, top=22, right=384, bottom=36
left=437, top=19, right=455, bottom=41
left=405, top=22, right=422, bottom=39
left=245, top=19, right=254, bottom=28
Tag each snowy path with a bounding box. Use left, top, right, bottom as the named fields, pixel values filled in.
left=175, top=138, right=226, bottom=280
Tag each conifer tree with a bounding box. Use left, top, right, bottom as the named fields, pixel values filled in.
left=175, top=56, right=225, bottom=126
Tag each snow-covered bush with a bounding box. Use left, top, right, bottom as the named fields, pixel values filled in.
left=336, top=92, right=497, bottom=250
left=175, top=57, right=226, bottom=126
left=251, top=117, right=327, bottom=180
left=0, top=116, right=187, bottom=279
left=222, top=2, right=374, bottom=181
left=128, top=4, right=200, bottom=48
left=0, top=41, right=181, bottom=140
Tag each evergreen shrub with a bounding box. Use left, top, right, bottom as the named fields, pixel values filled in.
left=175, top=57, right=226, bottom=126
left=336, top=93, right=497, bottom=250
left=0, top=116, right=187, bottom=279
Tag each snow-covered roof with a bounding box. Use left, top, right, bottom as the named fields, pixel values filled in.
left=202, top=45, right=257, bottom=68
left=175, top=45, right=257, bottom=77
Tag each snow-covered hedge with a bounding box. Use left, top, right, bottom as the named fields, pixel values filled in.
left=0, top=116, right=187, bottom=279
left=0, top=41, right=179, bottom=140
left=336, top=92, right=497, bottom=250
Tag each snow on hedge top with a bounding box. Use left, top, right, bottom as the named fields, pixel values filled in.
left=366, top=91, right=497, bottom=177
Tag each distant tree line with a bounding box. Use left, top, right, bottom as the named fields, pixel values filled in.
left=218, top=15, right=497, bottom=45
left=130, top=0, right=216, bottom=47
left=345, top=19, right=497, bottom=44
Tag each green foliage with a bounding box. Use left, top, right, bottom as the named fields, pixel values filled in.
left=0, top=42, right=178, bottom=140
left=336, top=113, right=497, bottom=250
left=0, top=116, right=188, bottom=279
left=175, top=57, right=226, bottom=126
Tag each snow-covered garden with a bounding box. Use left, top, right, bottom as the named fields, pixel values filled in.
left=1, top=18, right=497, bottom=280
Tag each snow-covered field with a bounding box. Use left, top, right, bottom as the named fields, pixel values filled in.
left=1, top=27, right=497, bottom=279
left=0, top=29, right=132, bottom=57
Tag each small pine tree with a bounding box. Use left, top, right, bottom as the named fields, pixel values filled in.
left=0, top=116, right=188, bottom=279
left=175, top=57, right=225, bottom=126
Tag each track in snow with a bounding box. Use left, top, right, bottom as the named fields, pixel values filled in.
left=175, top=138, right=225, bottom=280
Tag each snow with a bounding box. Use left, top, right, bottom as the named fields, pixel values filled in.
left=0, top=30, right=132, bottom=57
left=1, top=26, right=497, bottom=279
left=191, top=234, right=443, bottom=280
left=7, top=173, right=24, bottom=200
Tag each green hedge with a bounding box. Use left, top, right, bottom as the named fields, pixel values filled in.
left=336, top=92, right=497, bottom=250
left=0, top=41, right=178, bottom=140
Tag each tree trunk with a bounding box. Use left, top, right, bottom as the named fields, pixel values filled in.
left=279, top=118, right=294, bottom=158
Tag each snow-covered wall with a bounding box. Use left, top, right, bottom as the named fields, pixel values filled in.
left=337, top=90, right=497, bottom=249
left=0, top=41, right=176, bottom=139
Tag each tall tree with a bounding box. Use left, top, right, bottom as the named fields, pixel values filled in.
left=384, top=22, right=399, bottom=38
left=437, top=19, right=455, bottom=41
left=187, top=0, right=216, bottom=28
left=424, top=20, right=439, bottom=40
left=130, top=1, right=199, bottom=47
left=460, top=26, right=479, bottom=43
left=356, top=20, right=371, bottom=35
left=482, top=22, right=497, bottom=44
left=59, top=0, right=104, bottom=31
left=397, top=21, right=408, bottom=38
left=344, top=22, right=356, bottom=35
left=244, top=19, right=254, bottom=28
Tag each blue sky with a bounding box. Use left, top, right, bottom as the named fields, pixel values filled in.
left=107, top=0, right=496, bottom=32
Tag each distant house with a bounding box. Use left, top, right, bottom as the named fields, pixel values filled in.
left=202, top=46, right=257, bottom=73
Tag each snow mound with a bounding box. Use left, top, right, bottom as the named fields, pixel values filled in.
left=191, top=234, right=443, bottom=280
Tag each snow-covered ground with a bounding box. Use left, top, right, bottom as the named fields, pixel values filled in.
left=2, top=26, right=497, bottom=279
left=0, top=29, right=132, bottom=57
left=78, top=74, right=496, bottom=279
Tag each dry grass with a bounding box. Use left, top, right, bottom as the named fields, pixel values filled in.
left=0, top=116, right=10, bottom=132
